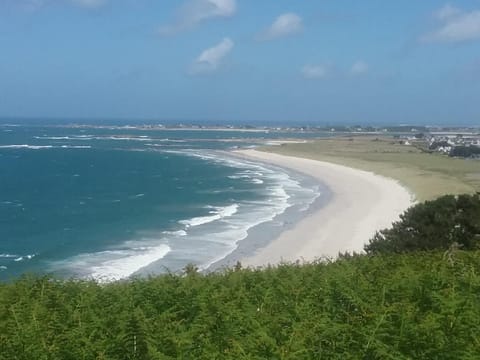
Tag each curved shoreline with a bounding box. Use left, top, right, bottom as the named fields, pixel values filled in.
left=207, top=153, right=331, bottom=272
left=231, top=149, right=415, bottom=267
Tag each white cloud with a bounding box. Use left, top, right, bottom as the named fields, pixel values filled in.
left=301, top=64, right=329, bottom=79
left=434, top=4, right=462, bottom=21
left=421, top=5, right=480, bottom=43
left=350, top=61, right=369, bottom=75
left=259, top=13, right=303, bottom=41
left=159, top=0, right=236, bottom=35
left=189, top=38, right=234, bottom=75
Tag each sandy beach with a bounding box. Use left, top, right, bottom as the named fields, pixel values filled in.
left=234, top=149, right=415, bottom=267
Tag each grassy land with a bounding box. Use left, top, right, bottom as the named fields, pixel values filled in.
left=262, top=136, right=480, bottom=201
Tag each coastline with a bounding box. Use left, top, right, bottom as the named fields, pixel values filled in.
left=207, top=156, right=331, bottom=272
left=215, top=149, right=414, bottom=268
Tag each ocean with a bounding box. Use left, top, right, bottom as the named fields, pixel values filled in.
left=0, top=124, right=324, bottom=281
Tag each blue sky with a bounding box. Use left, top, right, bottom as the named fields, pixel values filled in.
left=1, top=0, right=479, bottom=125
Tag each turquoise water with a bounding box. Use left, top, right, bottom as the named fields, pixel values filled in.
left=0, top=125, right=321, bottom=281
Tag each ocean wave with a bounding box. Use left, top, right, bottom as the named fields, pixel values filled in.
left=13, top=254, right=36, bottom=262
left=60, top=145, right=92, bottom=149
left=161, top=150, right=273, bottom=179
left=167, top=151, right=322, bottom=271
left=179, top=204, right=239, bottom=228
left=34, top=135, right=154, bottom=142
left=196, top=201, right=295, bottom=270
left=0, top=253, right=18, bottom=258
left=0, top=266, right=7, bottom=271
left=101, top=136, right=153, bottom=142
left=146, top=139, right=187, bottom=144
left=34, top=136, right=72, bottom=140
left=269, top=186, right=290, bottom=200
left=0, top=144, right=91, bottom=150
left=0, top=145, right=53, bottom=149
left=66, top=244, right=171, bottom=282
left=162, top=230, right=187, bottom=237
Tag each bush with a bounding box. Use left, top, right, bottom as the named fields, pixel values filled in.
left=365, top=194, right=480, bottom=254
left=1, top=252, right=480, bottom=359
left=449, top=145, right=480, bottom=158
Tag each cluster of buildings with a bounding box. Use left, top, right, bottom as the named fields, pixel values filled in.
left=425, top=132, right=480, bottom=158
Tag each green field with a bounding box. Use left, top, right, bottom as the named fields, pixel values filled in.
left=263, top=137, right=480, bottom=201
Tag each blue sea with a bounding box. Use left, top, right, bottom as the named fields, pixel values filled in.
left=0, top=124, right=324, bottom=281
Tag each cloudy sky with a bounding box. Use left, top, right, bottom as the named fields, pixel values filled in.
left=1, top=0, right=479, bottom=125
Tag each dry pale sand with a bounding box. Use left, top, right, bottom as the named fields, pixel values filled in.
left=235, top=149, right=415, bottom=267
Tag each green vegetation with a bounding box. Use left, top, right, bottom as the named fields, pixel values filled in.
left=450, top=146, right=480, bottom=158
left=365, top=194, right=480, bottom=254
left=1, top=251, right=480, bottom=359
left=263, top=137, right=480, bottom=201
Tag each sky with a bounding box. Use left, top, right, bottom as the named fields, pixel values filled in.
left=0, top=0, right=480, bottom=125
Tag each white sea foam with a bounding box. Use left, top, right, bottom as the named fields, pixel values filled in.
left=0, top=144, right=91, bottom=150
left=13, top=254, right=36, bottom=262
left=168, top=149, right=313, bottom=271
left=145, top=139, right=188, bottom=145
left=162, top=230, right=187, bottom=237
left=34, top=136, right=71, bottom=140
left=162, top=139, right=186, bottom=143
left=34, top=135, right=154, bottom=142
left=0, top=144, right=53, bottom=149
left=88, top=244, right=171, bottom=282
left=0, top=253, right=18, bottom=258
left=0, top=266, right=7, bottom=271
left=35, top=135, right=93, bottom=141
left=179, top=204, right=239, bottom=228
left=103, top=136, right=153, bottom=142
left=270, top=186, right=290, bottom=200
left=196, top=200, right=295, bottom=271
left=60, top=145, right=92, bottom=149
left=62, top=243, right=171, bottom=283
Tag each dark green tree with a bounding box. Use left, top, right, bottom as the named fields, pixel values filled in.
left=365, top=194, right=480, bottom=254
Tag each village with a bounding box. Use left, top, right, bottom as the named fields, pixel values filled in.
left=406, top=129, right=480, bottom=159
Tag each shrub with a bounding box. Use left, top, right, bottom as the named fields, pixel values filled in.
left=365, top=194, right=480, bottom=254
